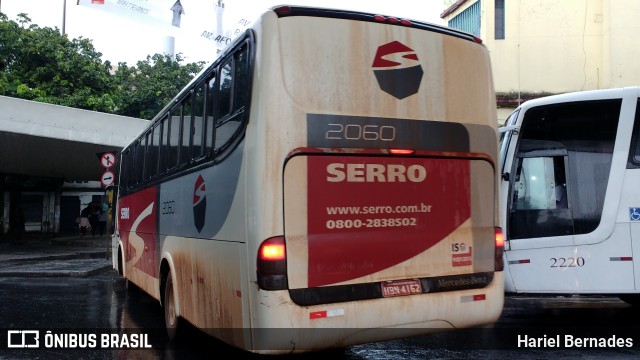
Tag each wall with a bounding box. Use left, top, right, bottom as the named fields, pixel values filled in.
left=442, top=0, right=640, bottom=121
left=485, top=0, right=605, bottom=94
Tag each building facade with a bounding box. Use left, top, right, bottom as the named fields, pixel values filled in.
left=0, top=96, right=148, bottom=238
left=442, top=0, right=640, bottom=122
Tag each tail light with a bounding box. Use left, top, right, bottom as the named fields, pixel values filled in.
left=389, top=148, right=415, bottom=155
left=274, top=6, right=292, bottom=16
left=373, top=15, right=414, bottom=27
left=495, top=227, right=504, bottom=271
left=257, top=236, right=288, bottom=290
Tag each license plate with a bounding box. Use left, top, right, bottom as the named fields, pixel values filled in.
left=381, top=279, right=423, bottom=298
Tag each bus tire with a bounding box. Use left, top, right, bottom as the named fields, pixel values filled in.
left=619, top=295, right=640, bottom=306
left=117, top=247, right=123, bottom=276
left=125, top=278, right=139, bottom=292
left=164, top=271, right=180, bottom=340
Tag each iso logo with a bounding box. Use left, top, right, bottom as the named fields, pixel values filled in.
left=7, top=330, right=40, bottom=348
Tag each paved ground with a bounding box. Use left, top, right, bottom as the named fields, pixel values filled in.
left=0, top=234, right=113, bottom=277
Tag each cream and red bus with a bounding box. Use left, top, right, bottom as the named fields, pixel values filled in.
left=112, top=5, right=504, bottom=353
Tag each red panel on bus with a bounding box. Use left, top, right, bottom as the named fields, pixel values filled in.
left=118, top=186, right=158, bottom=277
left=307, top=156, right=470, bottom=287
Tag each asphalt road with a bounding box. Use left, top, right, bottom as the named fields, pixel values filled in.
left=0, top=272, right=639, bottom=359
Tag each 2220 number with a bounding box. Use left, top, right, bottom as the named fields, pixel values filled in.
left=549, top=257, right=585, bottom=268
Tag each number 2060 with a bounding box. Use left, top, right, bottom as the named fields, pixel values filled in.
left=550, top=257, right=585, bottom=267
left=326, top=124, right=396, bottom=141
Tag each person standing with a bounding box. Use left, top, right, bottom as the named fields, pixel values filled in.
left=78, top=205, right=91, bottom=240
left=98, top=202, right=108, bottom=236
left=90, top=203, right=100, bottom=237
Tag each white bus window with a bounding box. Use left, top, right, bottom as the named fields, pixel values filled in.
left=192, top=84, right=206, bottom=160
left=233, top=44, right=250, bottom=112
left=159, top=116, right=169, bottom=173
left=144, top=130, right=156, bottom=180
left=218, top=61, right=233, bottom=119
left=168, top=107, right=180, bottom=169
left=629, top=99, right=640, bottom=166
left=150, top=124, right=161, bottom=178
left=180, top=95, right=193, bottom=165
left=215, top=46, right=249, bottom=155
left=499, top=109, right=519, bottom=170
left=513, top=156, right=567, bottom=210
left=204, top=74, right=217, bottom=157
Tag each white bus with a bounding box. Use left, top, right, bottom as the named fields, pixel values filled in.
left=112, top=5, right=504, bottom=353
left=500, top=87, right=640, bottom=304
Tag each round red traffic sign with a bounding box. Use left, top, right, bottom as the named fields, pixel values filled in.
left=100, top=152, right=116, bottom=169
left=101, top=170, right=115, bottom=187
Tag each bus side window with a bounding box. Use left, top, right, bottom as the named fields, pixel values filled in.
left=218, top=61, right=233, bottom=120
left=205, top=73, right=217, bottom=158
left=192, top=83, right=206, bottom=160
left=149, top=123, right=161, bottom=178
left=159, top=115, right=169, bottom=173
left=628, top=99, right=640, bottom=167
left=215, top=44, right=249, bottom=155
left=180, top=94, right=193, bottom=165
left=234, top=44, right=250, bottom=113
left=215, top=60, right=236, bottom=152
left=121, top=149, right=131, bottom=190
left=169, top=107, right=181, bottom=169
left=135, top=138, right=145, bottom=186
left=144, top=130, right=156, bottom=180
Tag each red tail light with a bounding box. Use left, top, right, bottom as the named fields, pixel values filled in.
left=260, top=242, right=285, bottom=261
left=495, top=227, right=504, bottom=271
left=257, top=236, right=288, bottom=290
left=274, top=6, right=292, bottom=15
left=389, top=149, right=415, bottom=155
left=373, top=15, right=414, bottom=27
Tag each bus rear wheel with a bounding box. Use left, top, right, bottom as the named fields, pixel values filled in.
left=164, top=272, right=180, bottom=340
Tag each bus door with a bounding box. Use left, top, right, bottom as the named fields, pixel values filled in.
left=504, top=140, right=577, bottom=291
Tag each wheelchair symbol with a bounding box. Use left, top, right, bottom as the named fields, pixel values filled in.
left=630, top=208, right=640, bottom=221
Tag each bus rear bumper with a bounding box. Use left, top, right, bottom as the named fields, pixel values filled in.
left=246, top=272, right=504, bottom=354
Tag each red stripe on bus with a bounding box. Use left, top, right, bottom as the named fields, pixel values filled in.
left=473, top=294, right=486, bottom=301
left=310, top=311, right=327, bottom=319
left=508, top=259, right=530, bottom=264
left=610, top=257, right=633, bottom=261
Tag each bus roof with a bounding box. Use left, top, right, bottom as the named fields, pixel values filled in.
left=271, top=5, right=483, bottom=44
left=137, top=4, right=489, bottom=146
left=516, top=87, right=640, bottom=111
